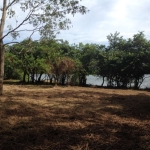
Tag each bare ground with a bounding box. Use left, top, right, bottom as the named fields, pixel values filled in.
left=0, top=84, right=150, bottom=150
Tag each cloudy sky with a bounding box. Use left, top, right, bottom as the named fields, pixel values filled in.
left=57, top=0, right=150, bottom=45
left=2, top=0, right=150, bottom=45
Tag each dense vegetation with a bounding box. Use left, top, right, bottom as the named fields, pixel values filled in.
left=4, top=32, right=150, bottom=89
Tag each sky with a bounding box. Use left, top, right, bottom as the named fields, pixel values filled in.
left=1, top=0, right=150, bottom=45
left=57, top=0, right=150, bottom=45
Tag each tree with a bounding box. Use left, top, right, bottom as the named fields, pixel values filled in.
left=107, top=32, right=128, bottom=52
left=104, top=31, right=150, bottom=89
left=75, top=43, right=100, bottom=86
left=9, top=39, right=49, bottom=83
left=49, top=56, right=75, bottom=85
left=127, top=32, right=150, bottom=89
left=0, top=0, right=88, bottom=94
left=4, top=46, right=22, bottom=79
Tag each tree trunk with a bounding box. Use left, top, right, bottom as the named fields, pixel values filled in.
left=79, top=74, right=86, bottom=86
left=61, top=76, right=65, bottom=85
left=101, top=76, right=105, bottom=86
left=0, top=0, right=7, bottom=95
left=79, top=76, right=82, bottom=86
left=50, top=78, right=53, bottom=84
left=83, top=75, right=86, bottom=86
left=66, top=75, right=69, bottom=86
left=61, top=74, right=66, bottom=85
left=38, top=72, right=43, bottom=83
left=49, top=74, right=53, bottom=84
left=31, top=74, right=35, bottom=83
left=0, top=40, right=4, bottom=95
left=27, top=73, right=30, bottom=83
left=134, top=78, right=139, bottom=89
left=23, top=71, right=26, bottom=83
left=54, top=77, right=58, bottom=86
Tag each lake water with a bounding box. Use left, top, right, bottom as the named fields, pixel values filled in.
left=86, top=75, right=150, bottom=89
left=36, top=74, right=150, bottom=89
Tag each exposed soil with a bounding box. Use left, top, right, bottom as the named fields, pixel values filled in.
left=0, top=84, right=150, bottom=150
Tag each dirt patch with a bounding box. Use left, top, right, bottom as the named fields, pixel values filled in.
left=0, top=85, right=150, bottom=150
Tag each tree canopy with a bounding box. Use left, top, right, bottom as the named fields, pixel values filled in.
left=5, top=32, right=150, bottom=89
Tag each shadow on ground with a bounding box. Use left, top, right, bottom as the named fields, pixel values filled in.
left=0, top=86, right=150, bottom=150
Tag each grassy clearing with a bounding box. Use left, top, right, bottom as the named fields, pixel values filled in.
left=0, top=84, right=150, bottom=150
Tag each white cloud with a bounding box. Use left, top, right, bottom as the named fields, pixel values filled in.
left=58, top=0, right=150, bottom=44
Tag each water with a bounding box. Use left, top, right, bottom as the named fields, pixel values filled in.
left=86, top=75, right=106, bottom=86
left=34, top=74, right=150, bottom=89
left=86, top=75, right=150, bottom=89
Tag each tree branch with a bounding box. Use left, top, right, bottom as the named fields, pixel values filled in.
left=3, top=41, right=19, bottom=46
left=2, top=2, right=41, bottom=40
left=0, top=0, right=7, bottom=38
left=3, top=25, right=40, bottom=46
left=6, top=0, right=16, bottom=10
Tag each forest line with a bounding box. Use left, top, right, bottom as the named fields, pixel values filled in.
left=5, top=31, right=150, bottom=89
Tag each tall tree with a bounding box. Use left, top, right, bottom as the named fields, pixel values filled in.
left=0, top=0, right=88, bottom=94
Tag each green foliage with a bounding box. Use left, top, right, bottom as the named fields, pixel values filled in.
left=4, top=50, right=22, bottom=79
left=98, top=31, right=150, bottom=88
left=4, top=31, right=150, bottom=88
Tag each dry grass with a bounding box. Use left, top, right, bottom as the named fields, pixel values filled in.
left=0, top=84, right=150, bottom=150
